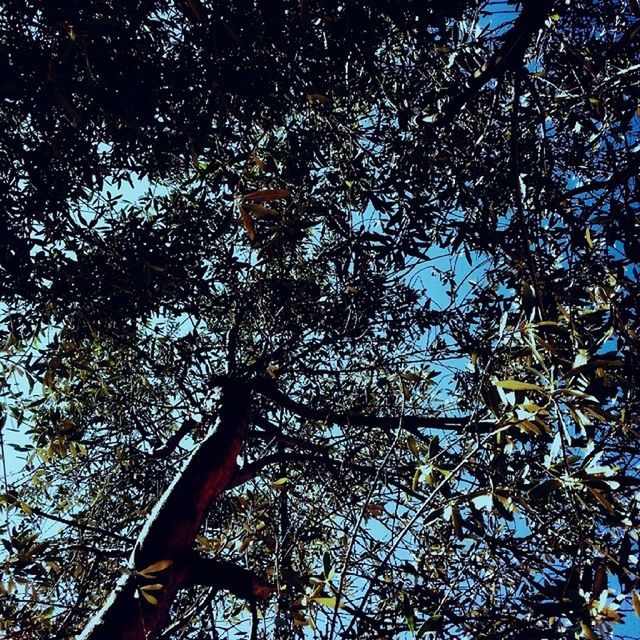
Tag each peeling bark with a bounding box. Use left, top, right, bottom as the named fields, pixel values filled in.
left=77, top=384, right=252, bottom=640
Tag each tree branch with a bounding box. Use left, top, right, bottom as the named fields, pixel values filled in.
left=440, top=0, right=556, bottom=122
left=186, top=554, right=274, bottom=601
left=78, top=384, right=252, bottom=640
left=255, top=381, right=493, bottom=435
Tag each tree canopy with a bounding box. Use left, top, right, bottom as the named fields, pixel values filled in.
left=1, top=1, right=639, bottom=638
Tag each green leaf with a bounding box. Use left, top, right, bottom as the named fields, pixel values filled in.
left=322, top=551, right=332, bottom=580
left=417, top=615, right=443, bottom=636
left=402, top=594, right=415, bottom=633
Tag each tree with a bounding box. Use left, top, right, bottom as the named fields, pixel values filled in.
left=1, top=1, right=639, bottom=638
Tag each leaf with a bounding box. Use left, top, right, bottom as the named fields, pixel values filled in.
left=140, top=589, right=159, bottom=605
left=19, top=501, right=33, bottom=515
left=403, top=594, right=415, bottom=632
left=245, top=203, right=280, bottom=219
left=585, top=226, right=593, bottom=248
left=588, top=487, right=615, bottom=514
left=632, top=591, right=640, bottom=617
left=242, top=189, right=290, bottom=202
left=322, top=551, right=332, bottom=580
left=528, top=479, right=561, bottom=500
left=584, top=406, right=615, bottom=422
left=365, top=503, right=384, bottom=517
left=417, top=615, right=443, bottom=636
left=412, top=468, right=421, bottom=492
left=312, top=596, right=344, bottom=608
left=306, top=93, right=330, bottom=104
left=451, top=506, right=463, bottom=540
left=518, top=420, right=542, bottom=436
left=239, top=206, right=256, bottom=241
left=494, top=380, right=544, bottom=392
left=137, top=559, right=173, bottom=578
left=407, top=436, right=420, bottom=460
left=140, top=583, right=164, bottom=592
left=270, top=477, right=289, bottom=489
left=592, top=564, right=607, bottom=596
left=580, top=622, right=598, bottom=640
left=552, top=388, right=599, bottom=402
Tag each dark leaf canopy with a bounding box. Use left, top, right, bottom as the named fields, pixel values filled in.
left=1, top=1, right=639, bottom=639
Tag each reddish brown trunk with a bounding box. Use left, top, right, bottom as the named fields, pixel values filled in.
left=77, top=384, right=251, bottom=640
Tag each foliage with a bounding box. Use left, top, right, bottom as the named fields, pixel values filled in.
left=1, top=1, right=639, bottom=638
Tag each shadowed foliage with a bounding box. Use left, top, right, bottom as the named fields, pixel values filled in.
left=1, top=1, right=639, bottom=638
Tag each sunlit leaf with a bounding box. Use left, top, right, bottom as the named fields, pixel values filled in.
left=494, top=380, right=544, bottom=392
left=140, top=589, right=159, bottom=605
left=137, top=559, right=173, bottom=578
left=312, top=597, right=344, bottom=608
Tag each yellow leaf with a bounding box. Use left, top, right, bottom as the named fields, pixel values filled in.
left=412, top=468, right=421, bottom=492
left=140, top=583, right=164, bottom=592
left=270, top=477, right=289, bottom=489
left=242, top=189, right=290, bottom=202
left=521, top=402, right=548, bottom=415
left=495, top=380, right=544, bottom=392
left=580, top=622, right=598, bottom=639
left=633, top=591, right=640, bottom=617
left=406, top=436, right=420, bottom=460
left=601, top=606, right=621, bottom=621
left=140, top=589, right=159, bottom=605
left=518, top=420, right=542, bottom=436
left=137, top=559, right=173, bottom=578
left=312, top=596, right=344, bottom=608
left=585, top=226, right=593, bottom=248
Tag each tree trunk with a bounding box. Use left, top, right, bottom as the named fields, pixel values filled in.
left=77, top=384, right=252, bottom=640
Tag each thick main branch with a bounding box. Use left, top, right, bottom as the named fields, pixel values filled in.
left=77, top=384, right=251, bottom=640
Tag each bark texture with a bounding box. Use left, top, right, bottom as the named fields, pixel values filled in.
left=77, top=384, right=251, bottom=640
